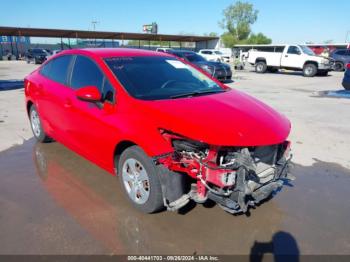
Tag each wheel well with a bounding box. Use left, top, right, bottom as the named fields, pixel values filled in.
left=255, top=58, right=266, bottom=64
left=113, top=140, right=136, bottom=172
left=26, top=101, right=33, bottom=116
left=304, top=61, right=318, bottom=69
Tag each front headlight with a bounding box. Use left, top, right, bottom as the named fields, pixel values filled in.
left=201, top=65, right=214, bottom=73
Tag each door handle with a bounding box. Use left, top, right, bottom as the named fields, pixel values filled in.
left=285, top=55, right=288, bottom=57
left=63, top=99, right=73, bottom=109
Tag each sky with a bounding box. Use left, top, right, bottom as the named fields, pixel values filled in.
left=1, top=0, right=350, bottom=44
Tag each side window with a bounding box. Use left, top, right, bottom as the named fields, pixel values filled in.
left=336, top=50, right=345, bottom=55
left=287, top=46, right=300, bottom=55
left=40, top=61, right=52, bottom=78
left=275, top=46, right=285, bottom=52
left=70, top=56, right=104, bottom=91
left=47, top=55, right=72, bottom=85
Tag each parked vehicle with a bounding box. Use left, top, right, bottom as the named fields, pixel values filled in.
left=156, top=48, right=173, bottom=53
left=198, top=49, right=229, bottom=62
left=342, top=63, right=350, bottom=90
left=330, top=49, right=350, bottom=72
left=167, top=50, right=232, bottom=82
left=25, top=48, right=48, bottom=64
left=25, top=48, right=293, bottom=215
left=247, top=45, right=332, bottom=77
left=45, top=50, right=63, bottom=59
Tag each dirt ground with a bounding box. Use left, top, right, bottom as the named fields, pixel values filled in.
left=0, top=60, right=350, bottom=256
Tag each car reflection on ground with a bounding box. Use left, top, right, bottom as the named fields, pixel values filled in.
left=32, top=142, right=286, bottom=254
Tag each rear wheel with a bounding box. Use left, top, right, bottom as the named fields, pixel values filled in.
left=303, top=63, right=317, bottom=77
left=117, top=146, right=164, bottom=213
left=29, top=105, right=51, bottom=143
left=255, top=61, right=267, bottom=73
left=334, top=61, right=344, bottom=72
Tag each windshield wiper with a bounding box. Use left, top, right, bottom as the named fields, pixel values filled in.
left=170, top=89, right=225, bottom=99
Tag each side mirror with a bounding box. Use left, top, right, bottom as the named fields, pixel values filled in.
left=76, top=86, right=101, bottom=103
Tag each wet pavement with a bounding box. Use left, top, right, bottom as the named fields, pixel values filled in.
left=1, top=139, right=350, bottom=255
left=315, top=90, right=350, bottom=99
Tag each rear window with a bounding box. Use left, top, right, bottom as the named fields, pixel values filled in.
left=41, top=55, right=72, bottom=85
left=105, top=56, right=223, bottom=100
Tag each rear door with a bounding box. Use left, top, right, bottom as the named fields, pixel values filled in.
left=37, top=55, right=75, bottom=144
left=281, top=46, right=303, bottom=69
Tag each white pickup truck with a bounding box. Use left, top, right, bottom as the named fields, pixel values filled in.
left=247, top=45, right=332, bottom=77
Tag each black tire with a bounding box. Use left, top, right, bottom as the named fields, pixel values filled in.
left=303, top=63, right=317, bottom=77
left=334, top=62, right=344, bottom=72
left=29, top=105, right=51, bottom=143
left=117, top=146, right=164, bottom=213
left=255, top=61, right=267, bottom=73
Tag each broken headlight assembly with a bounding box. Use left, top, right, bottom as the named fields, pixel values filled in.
left=155, top=129, right=294, bottom=214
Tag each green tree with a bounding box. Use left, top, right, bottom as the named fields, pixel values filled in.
left=204, top=32, right=218, bottom=37
left=220, top=1, right=257, bottom=41
left=245, top=33, right=272, bottom=44
left=220, top=1, right=272, bottom=47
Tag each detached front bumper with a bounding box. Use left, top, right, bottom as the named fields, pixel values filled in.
left=155, top=136, right=294, bottom=214
left=208, top=156, right=293, bottom=214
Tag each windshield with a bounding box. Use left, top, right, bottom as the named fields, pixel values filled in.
left=32, top=49, right=47, bottom=55
left=214, top=51, right=223, bottom=55
left=105, top=56, right=223, bottom=100
left=182, top=53, right=206, bottom=62
left=300, top=46, right=315, bottom=56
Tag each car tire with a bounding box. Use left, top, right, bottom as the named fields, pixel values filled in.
left=303, top=63, right=317, bottom=77
left=29, top=105, right=51, bottom=143
left=255, top=61, right=267, bottom=73
left=117, top=146, right=164, bottom=213
left=334, top=62, right=344, bottom=72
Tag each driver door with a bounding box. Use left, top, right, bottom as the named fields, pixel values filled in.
left=281, top=46, right=302, bottom=68
left=67, top=55, right=117, bottom=169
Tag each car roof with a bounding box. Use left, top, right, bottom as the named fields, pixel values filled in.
left=59, top=48, right=173, bottom=58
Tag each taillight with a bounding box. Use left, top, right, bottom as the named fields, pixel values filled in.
left=347, top=63, right=350, bottom=70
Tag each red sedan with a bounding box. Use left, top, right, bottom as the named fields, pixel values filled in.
left=25, top=48, right=293, bottom=214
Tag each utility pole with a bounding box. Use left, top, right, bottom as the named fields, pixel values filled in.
left=345, top=31, right=350, bottom=43
left=91, top=20, right=99, bottom=46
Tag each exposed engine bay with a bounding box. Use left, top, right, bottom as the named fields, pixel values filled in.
left=154, top=130, right=294, bottom=214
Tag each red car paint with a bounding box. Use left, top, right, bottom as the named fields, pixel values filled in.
left=25, top=48, right=291, bottom=212
left=25, top=48, right=290, bottom=174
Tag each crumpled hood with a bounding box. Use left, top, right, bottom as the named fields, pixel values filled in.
left=140, top=89, right=291, bottom=146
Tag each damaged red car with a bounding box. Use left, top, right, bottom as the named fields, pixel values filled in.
left=25, top=48, right=293, bottom=214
